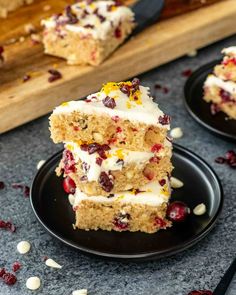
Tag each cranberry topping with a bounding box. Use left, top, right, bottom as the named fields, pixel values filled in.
left=154, top=217, right=167, bottom=228
left=96, top=157, right=103, bottom=166
left=80, top=144, right=88, bottom=151
left=210, top=103, right=221, bottom=115
left=222, top=57, right=236, bottom=66
left=182, top=69, right=193, bottom=77
left=114, top=27, right=122, bottom=38
left=62, top=149, right=76, bottom=174
left=2, top=272, right=17, bottom=285
left=188, top=291, right=212, bottom=295
left=167, top=201, right=190, bottom=222
left=98, top=172, right=114, bottom=192
left=65, top=5, right=78, bottom=24
left=62, top=176, right=76, bottom=194
left=151, top=144, right=162, bottom=153
left=158, top=114, right=171, bottom=125
left=220, top=89, right=232, bottom=102
left=11, top=183, right=30, bottom=197
left=102, top=96, right=116, bottom=109
left=113, top=212, right=130, bottom=230
left=0, top=268, right=6, bottom=277
left=120, top=84, right=130, bottom=96
left=23, top=74, right=31, bottom=82
left=48, top=69, right=62, bottom=83
left=131, top=77, right=140, bottom=91
left=12, top=262, right=21, bottom=272
left=94, top=8, right=106, bottom=22
left=149, top=156, right=160, bottom=163
left=0, top=181, right=5, bottom=189
left=159, top=179, right=166, bottom=186
left=87, top=143, right=101, bottom=154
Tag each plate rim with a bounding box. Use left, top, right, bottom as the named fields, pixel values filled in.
left=184, top=59, right=236, bottom=141
left=30, top=143, right=224, bottom=260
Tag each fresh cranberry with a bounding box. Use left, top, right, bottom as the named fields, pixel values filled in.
left=12, top=262, right=21, bottom=272
left=149, top=156, right=160, bottom=163
left=158, top=115, right=171, bottom=125
left=2, top=273, right=17, bottom=285
left=220, top=89, right=231, bottom=102
left=65, top=5, right=78, bottom=24
left=114, top=27, right=122, bottom=38
left=182, top=69, right=193, bottom=77
left=0, top=181, right=5, bottom=189
left=62, top=176, right=76, bottom=194
left=167, top=201, right=190, bottom=222
left=210, top=103, right=220, bottom=115
left=215, top=157, right=226, bottom=164
left=0, top=268, right=6, bottom=277
left=62, top=150, right=76, bottom=174
left=48, top=69, right=62, bottom=83
left=188, top=291, right=212, bottom=295
left=113, top=212, right=130, bottom=230
left=151, top=144, right=162, bottom=153
left=98, top=172, right=114, bottom=192
left=154, top=217, right=167, bottom=228
left=96, top=157, right=103, bottom=166
left=102, top=96, right=116, bottom=109
left=159, top=179, right=166, bottom=186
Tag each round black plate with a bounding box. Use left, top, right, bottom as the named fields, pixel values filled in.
left=184, top=60, right=236, bottom=141
left=30, top=144, right=223, bottom=260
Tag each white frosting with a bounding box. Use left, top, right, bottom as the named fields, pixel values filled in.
left=65, top=141, right=171, bottom=182
left=73, top=179, right=171, bottom=207
left=222, top=46, right=236, bottom=57
left=205, top=75, right=236, bottom=96
left=42, top=0, right=134, bottom=40
left=54, top=85, right=169, bottom=128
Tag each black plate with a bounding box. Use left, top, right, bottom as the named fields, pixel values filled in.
left=184, top=60, right=236, bottom=141
left=30, top=144, right=223, bottom=260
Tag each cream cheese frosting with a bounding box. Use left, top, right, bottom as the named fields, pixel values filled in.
left=42, top=0, right=134, bottom=40
left=54, top=85, right=169, bottom=128
left=72, top=179, right=171, bottom=207
left=222, top=47, right=236, bottom=57
left=205, top=75, right=236, bottom=96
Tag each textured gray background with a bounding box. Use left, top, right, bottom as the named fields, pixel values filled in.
left=1, top=35, right=236, bottom=295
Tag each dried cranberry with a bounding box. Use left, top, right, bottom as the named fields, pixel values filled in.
left=65, top=5, right=78, bottom=24
left=11, top=182, right=29, bottom=197
left=215, top=157, right=226, bottom=164
left=23, top=74, right=31, bottom=82
left=48, top=69, right=62, bottom=83
left=0, top=220, right=6, bottom=228
left=0, top=220, right=16, bottom=233
left=12, top=262, right=21, bottom=272
left=62, top=150, right=76, bottom=174
left=0, top=268, right=6, bottom=277
left=151, top=144, right=162, bottom=153
left=111, top=115, right=120, bottom=122
left=101, top=144, right=110, bottom=151
left=154, top=217, right=167, bottom=228
left=159, top=179, right=166, bottom=186
left=113, top=212, right=130, bottom=230
left=96, top=157, right=103, bottom=166
left=210, top=103, right=221, bottom=115
left=158, top=114, right=171, bottom=125
left=87, top=143, right=101, bottom=154
left=188, top=291, right=212, bottom=295
left=149, top=156, right=160, bottom=163
left=102, top=96, right=116, bottom=109
left=167, top=201, right=190, bottom=222
left=0, top=181, right=5, bottom=189
left=84, top=24, right=94, bottom=29
left=154, top=83, right=162, bottom=89
left=220, top=89, right=231, bottom=102
left=225, top=150, right=236, bottom=160
left=114, top=27, right=122, bottom=38
left=182, top=69, right=192, bottom=77
left=163, top=87, right=169, bottom=94
left=62, top=176, right=76, bottom=194
left=120, top=84, right=130, bottom=96
left=24, top=186, right=30, bottom=197
left=98, top=172, right=114, bottom=192
left=116, top=127, right=122, bottom=133
left=131, top=77, right=140, bottom=91
left=2, top=273, right=17, bottom=285
left=80, top=144, right=88, bottom=151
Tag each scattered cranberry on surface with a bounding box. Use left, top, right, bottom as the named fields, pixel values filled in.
left=62, top=176, right=76, bottom=194
left=0, top=181, right=5, bottom=189
left=0, top=220, right=16, bottom=233
left=0, top=268, right=6, bottom=277
left=215, top=150, right=236, bottom=168
left=220, top=89, right=232, bottom=102
left=102, top=96, right=116, bottom=109
left=182, top=69, right=193, bottom=77
left=120, top=84, right=130, bottom=96
left=98, top=172, right=114, bottom=192
left=167, top=201, right=190, bottom=222
left=158, top=114, right=171, bottom=125
left=187, top=290, right=212, bottom=295
left=162, top=87, right=169, bottom=94
left=215, top=157, right=226, bottom=164
left=48, top=69, right=62, bottom=83
left=12, top=262, right=21, bottom=272
left=2, top=272, right=17, bottom=285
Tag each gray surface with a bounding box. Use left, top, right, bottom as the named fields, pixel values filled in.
left=1, top=35, right=236, bottom=295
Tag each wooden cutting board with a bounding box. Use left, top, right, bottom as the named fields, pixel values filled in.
left=1, top=0, right=236, bottom=134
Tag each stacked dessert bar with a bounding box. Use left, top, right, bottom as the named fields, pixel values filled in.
left=41, top=0, right=135, bottom=65
left=50, top=78, right=173, bottom=233
left=204, top=47, right=236, bottom=119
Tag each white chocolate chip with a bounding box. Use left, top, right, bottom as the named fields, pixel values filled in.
left=170, top=177, right=184, bottom=189
left=193, top=203, right=206, bottom=216
left=45, top=258, right=62, bottom=269
left=68, top=194, right=75, bottom=206
left=17, top=241, right=31, bottom=254
left=170, top=127, right=183, bottom=139
left=37, top=160, right=45, bottom=170
left=72, top=289, right=88, bottom=295
left=187, top=50, right=197, bottom=57
left=26, top=277, right=41, bottom=290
